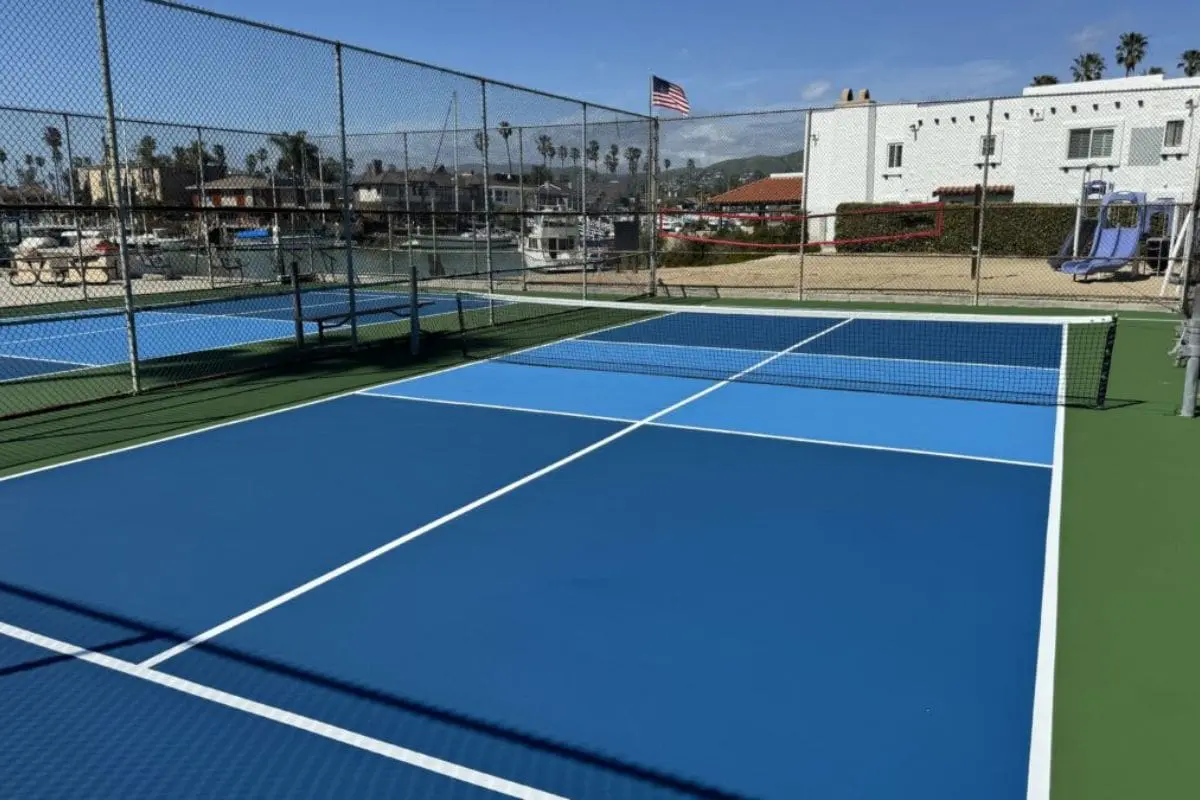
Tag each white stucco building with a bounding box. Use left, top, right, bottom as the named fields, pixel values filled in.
left=804, top=75, right=1200, bottom=242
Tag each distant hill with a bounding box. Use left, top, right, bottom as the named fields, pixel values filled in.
left=667, top=149, right=804, bottom=178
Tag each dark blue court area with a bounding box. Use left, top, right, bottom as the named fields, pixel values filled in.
left=0, top=289, right=467, bottom=383
left=0, top=309, right=1067, bottom=799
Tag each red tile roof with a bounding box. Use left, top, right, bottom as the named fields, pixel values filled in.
left=933, top=184, right=1014, bottom=196
left=710, top=175, right=803, bottom=205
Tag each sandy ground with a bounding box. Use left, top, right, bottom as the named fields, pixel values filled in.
left=3, top=252, right=1184, bottom=313
left=468, top=252, right=1185, bottom=312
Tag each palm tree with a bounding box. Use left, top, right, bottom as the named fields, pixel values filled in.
left=497, top=121, right=514, bottom=175
left=1146, top=66, right=1164, bottom=75
left=43, top=126, right=64, bottom=198
left=1071, top=53, right=1106, bottom=81
left=0, top=148, right=8, bottom=186
left=557, top=144, right=568, bottom=172
left=245, top=153, right=258, bottom=176
left=1180, top=49, right=1200, bottom=77
left=256, top=147, right=270, bottom=174
left=536, top=135, right=554, bottom=168
left=136, top=135, right=158, bottom=166
left=1115, top=32, right=1149, bottom=76
left=268, top=133, right=319, bottom=181
left=663, top=158, right=671, bottom=172
left=624, top=146, right=642, bottom=193
left=473, top=130, right=490, bottom=161
left=34, top=156, right=47, bottom=189
left=211, top=144, right=227, bottom=177
left=586, top=139, right=600, bottom=177
left=603, top=149, right=619, bottom=175
left=1030, top=75, right=1059, bottom=86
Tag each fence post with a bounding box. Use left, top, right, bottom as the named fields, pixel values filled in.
left=1180, top=164, right=1200, bottom=417
left=581, top=104, right=589, bottom=300
left=195, top=127, right=215, bottom=289
left=518, top=127, right=527, bottom=292
left=480, top=80, right=494, bottom=322
left=798, top=108, right=813, bottom=301
left=62, top=113, right=89, bottom=304
left=403, top=131, right=419, bottom=356
left=972, top=98, right=995, bottom=306
left=94, top=0, right=140, bottom=393
left=648, top=117, right=659, bottom=296
left=333, top=42, right=358, bottom=345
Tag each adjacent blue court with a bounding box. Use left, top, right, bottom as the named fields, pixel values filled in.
left=0, top=306, right=1070, bottom=799
left=0, top=289, right=469, bottom=383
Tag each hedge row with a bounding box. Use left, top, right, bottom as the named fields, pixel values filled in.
left=834, top=202, right=1077, bottom=257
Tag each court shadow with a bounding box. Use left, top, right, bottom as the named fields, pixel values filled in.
left=0, top=580, right=748, bottom=800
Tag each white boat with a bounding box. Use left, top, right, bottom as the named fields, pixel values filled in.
left=522, top=211, right=604, bottom=272
left=129, top=227, right=196, bottom=251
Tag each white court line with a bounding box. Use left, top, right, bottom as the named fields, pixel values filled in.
left=570, top=336, right=1061, bottom=373
left=138, top=318, right=852, bottom=669
left=357, top=392, right=637, bottom=425
left=358, top=391, right=1052, bottom=469
left=0, top=621, right=565, bottom=800
left=1026, top=325, right=1068, bottom=800
left=0, top=351, right=96, bottom=367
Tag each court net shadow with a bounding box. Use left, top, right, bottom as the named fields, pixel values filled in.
left=0, top=580, right=748, bottom=800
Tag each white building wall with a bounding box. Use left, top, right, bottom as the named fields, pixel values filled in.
left=804, top=76, right=1200, bottom=242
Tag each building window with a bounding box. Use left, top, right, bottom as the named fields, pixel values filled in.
left=1067, top=127, right=1115, bottom=159
left=887, top=142, right=904, bottom=169
left=981, top=135, right=997, bottom=157
left=1164, top=120, right=1185, bottom=148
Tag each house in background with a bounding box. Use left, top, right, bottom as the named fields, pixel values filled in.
left=708, top=172, right=804, bottom=215
left=804, top=74, right=1200, bottom=244
left=189, top=175, right=337, bottom=208
left=77, top=161, right=191, bottom=206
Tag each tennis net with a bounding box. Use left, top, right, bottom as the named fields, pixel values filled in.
left=453, top=292, right=1118, bottom=407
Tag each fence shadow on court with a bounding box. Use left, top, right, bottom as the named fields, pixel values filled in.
left=0, top=579, right=749, bottom=800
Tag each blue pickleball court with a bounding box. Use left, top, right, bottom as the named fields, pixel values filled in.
left=0, top=289, right=471, bottom=382
left=0, top=299, right=1107, bottom=799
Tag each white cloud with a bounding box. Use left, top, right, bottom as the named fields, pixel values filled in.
left=801, top=80, right=831, bottom=101
left=1070, top=25, right=1105, bottom=50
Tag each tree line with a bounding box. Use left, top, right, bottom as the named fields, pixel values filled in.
left=1032, top=33, right=1200, bottom=85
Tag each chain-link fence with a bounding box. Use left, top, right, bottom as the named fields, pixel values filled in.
left=3, top=1, right=1198, bottom=421
left=655, top=89, right=1199, bottom=311
left=0, top=0, right=656, bottom=419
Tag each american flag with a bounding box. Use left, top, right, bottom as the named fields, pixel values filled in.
left=651, top=76, right=690, bottom=115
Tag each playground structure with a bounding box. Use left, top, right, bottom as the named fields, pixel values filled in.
left=1053, top=188, right=1191, bottom=286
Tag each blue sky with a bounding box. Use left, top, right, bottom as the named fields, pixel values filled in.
left=2, top=0, right=1198, bottom=173
left=184, top=0, right=1199, bottom=112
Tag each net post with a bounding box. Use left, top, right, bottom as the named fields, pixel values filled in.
left=290, top=258, right=305, bottom=349
left=94, top=0, right=140, bottom=394
left=1096, top=316, right=1118, bottom=408
left=334, top=42, right=358, bottom=346
left=798, top=108, right=813, bottom=301
left=455, top=291, right=468, bottom=358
